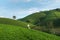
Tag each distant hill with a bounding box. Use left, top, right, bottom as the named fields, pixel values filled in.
left=18, top=8, right=60, bottom=36
left=0, top=24, right=60, bottom=40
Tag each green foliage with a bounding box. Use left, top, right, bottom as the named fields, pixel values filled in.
left=53, top=18, right=60, bottom=27
left=0, top=24, right=60, bottom=40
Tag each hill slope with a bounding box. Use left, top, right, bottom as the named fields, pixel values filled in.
left=0, top=18, right=35, bottom=28
left=0, top=24, right=60, bottom=40
left=18, top=8, right=60, bottom=35
left=19, top=8, right=60, bottom=26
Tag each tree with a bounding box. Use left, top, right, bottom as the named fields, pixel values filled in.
left=55, top=8, right=60, bottom=11
left=13, top=16, right=16, bottom=20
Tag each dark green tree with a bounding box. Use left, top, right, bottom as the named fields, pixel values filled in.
left=13, top=16, right=16, bottom=20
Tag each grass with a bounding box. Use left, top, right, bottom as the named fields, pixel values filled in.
left=0, top=18, right=35, bottom=28
left=0, top=24, right=60, bottom=40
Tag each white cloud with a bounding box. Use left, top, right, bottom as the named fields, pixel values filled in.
left=25, top=8, right=40, bottom=14
left=37, top=0, right=60, bottom=5
left=0, top=0, right=60, bottom=19
left=0, top=16, right=5, bottom=18
left=13, top=8, right=40, bottom=15
left=10, top=0, right=20, bottom=3
left=37, top=0, right=60, bottom=10
left=5, top=8, right=40, bottom=18
left=53, top=0, right=60, bottom=3
left=10, top=8, right=40, bottom=15
left=9, top=0, right=31, bottom=3
left=24, top=0, right=31, bottom=2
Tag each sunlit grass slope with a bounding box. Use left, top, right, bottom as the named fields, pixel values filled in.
left=0, top=24, right=60, bottom=40
left=0, top=18, right=35, bottom=28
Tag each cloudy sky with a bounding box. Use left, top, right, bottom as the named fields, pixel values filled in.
left=0, top=0, right=60, bottom=19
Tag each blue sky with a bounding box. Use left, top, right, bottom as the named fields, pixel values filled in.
left=0, top=0, right=60, bottom=19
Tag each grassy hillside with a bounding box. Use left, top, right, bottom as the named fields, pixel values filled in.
left=0, top=18, right=35, bottom=28
left=0, top=24, right=60, bottom=40
left=19, top=9, right=60, bottom=26
left=18, top=8, right=60, bottom=35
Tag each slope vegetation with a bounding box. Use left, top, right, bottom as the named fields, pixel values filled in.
left=0, top=18, right=35, bottom=28
left=0, top=24, right=60, bottom=40
left=18, top=8, right=60, bottom=35
left=19, top=8, right=60, bottom=26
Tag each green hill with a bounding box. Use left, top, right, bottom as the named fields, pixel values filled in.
left=18, top=8, right=60, bottom=36
left=0, top=24, right=60, bottom=40
left=19, top=8, right=60, bottom=26
left=0, top=18, right=35, bottom=28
